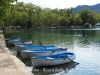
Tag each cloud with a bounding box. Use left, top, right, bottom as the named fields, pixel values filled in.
left=31, top=0, right=77, bottom=8
left=18, top=0, right=100, bottom=9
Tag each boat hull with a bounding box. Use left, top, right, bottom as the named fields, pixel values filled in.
left=23, top=40, right=32, bottom=45
left=8, top=41, right=21, bottom=45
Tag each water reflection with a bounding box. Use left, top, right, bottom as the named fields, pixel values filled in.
left=3, top=28, right=100, bottom=75
left=32, top=62, right=78, bottom=75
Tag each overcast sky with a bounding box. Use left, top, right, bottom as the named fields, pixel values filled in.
left=18, top=0, right=100, bottom=9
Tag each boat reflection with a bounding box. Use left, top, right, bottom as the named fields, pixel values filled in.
left=32, top=62, right=78, bottom=75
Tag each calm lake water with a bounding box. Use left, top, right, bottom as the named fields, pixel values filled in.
left=3, top=28, right=100, bottom=75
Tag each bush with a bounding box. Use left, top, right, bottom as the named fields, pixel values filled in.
left=84, top=22, right=90, bottom=27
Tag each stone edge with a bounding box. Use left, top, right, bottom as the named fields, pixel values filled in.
left=0, top=32, right=33, bottom=75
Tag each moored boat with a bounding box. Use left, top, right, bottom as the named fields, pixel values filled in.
left=20, top=48, right=67, bottom=58
left=96, top=22, right=100, bottom=27
left=6, top=38, right=32, bottom=45
left=7, top=38, right=21, bottom=45
left=31, top=52, right=76, bottom=66
left=15, top=44, right=56, bottom=52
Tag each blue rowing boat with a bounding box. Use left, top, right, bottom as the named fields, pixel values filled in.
left=15, top=44, right=56, bottom=52
left=6, top=38, right=32, bottom=45
left=31, top=52, right=76, bottom=66
left=20, top=48, right=67, bottom=58
left=7, top=38, right=20, bottom=45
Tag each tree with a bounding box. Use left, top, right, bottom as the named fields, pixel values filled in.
left=58, top=16, right=70, bottom=27
left=0, top=0, right=17, bottom=26
left=0, top=0, right=17, bottom=17
left=74, top=13, right=82, bottom=26
left=79, top=9, right=96, bottom=26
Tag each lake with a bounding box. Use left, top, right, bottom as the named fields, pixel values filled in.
left=3, top=28, right=100, bottom=75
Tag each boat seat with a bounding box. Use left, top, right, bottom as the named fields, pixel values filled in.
left=47, top=57, right=54, bottom=59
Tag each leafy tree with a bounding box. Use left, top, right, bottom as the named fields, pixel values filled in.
left=58, top=16, right=70, bottom=27
left=78, top=9, right=96, bottom=26
left=95, top=13, right=100, bottom=23
left=0, top=0, right=17, bottom=17
left=0, top=0, right=17, bottom=26
left=74, top=13, right=82, bottom=26
left=84, top=22, right=90, bottom=27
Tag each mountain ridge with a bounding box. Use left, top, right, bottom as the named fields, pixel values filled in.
left=73, top=3, right=100, bottom=13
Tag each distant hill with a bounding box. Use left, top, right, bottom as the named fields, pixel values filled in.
left=73, top=3, right=100, bottom=13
